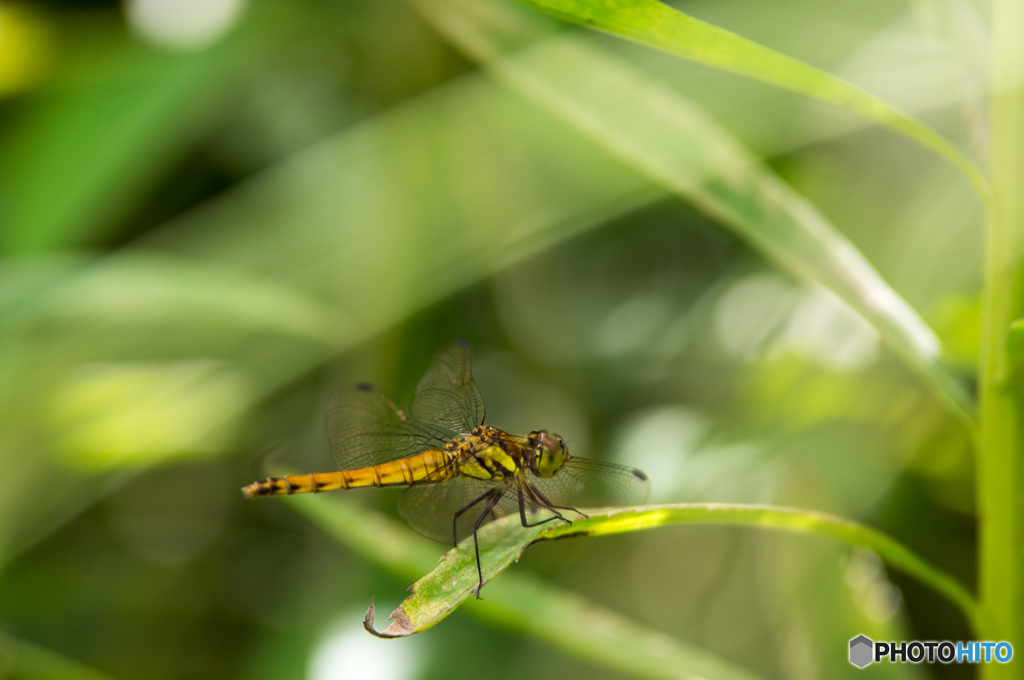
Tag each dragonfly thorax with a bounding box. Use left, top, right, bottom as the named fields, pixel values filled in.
left=448, top=425, right=530, bottom=481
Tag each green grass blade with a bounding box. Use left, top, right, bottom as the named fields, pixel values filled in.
left=500, top=0, right=989, bottom=197
left=293, top=496, right=979, bottom=641
left=415, top=0, right=975, bottom=421
left=544, top=505, right=981, bottom=634
left=978, top=0, right=1024, bottom=665
left=289, top=494, right=765, bottom=680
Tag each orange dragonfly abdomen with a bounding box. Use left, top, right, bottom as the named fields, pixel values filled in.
left=242, top=449, right=455, bottom=498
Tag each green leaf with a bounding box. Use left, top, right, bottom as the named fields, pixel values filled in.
left=361, top=507, right=541, bottom=637
left=497, top=0, right=989, bottom=197
left=542, top=505, right=981, bottom=634
left=413, top=0, right=976, bottom=421
left=297, top=496, right=979, bottom=640
left=290, top=494, right=766, bottom=680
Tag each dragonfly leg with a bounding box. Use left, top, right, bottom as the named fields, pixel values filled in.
left=452, top=488, right=496, bottom=548
left=471, top=489, right=504, bottom=600
left=528, top=482, right=588, bottom=522
left=517, top=487, right=567, bottom=529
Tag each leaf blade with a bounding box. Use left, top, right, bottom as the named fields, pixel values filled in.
left=544, top=504, right=982, bottom=634
left=291, top=494, right=766, bottom=680
left=414, top=0, right=975, bottom=421
left=299, top=496, right=980, bottom=640
left=504, top=0, right=989, bottom=196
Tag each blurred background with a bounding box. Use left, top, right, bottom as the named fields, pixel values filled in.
left=0, top=0, right=984, bottom=678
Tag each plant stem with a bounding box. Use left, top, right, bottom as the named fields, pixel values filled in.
left=981, top=0, right=1024, bottom=674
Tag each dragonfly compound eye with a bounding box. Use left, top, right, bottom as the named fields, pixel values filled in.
left=538, top=431, right=559, bottom=452
left=533, top=431, right=567, bottom=478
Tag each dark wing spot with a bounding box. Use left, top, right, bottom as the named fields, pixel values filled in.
left=356, top=382, right=373, bottom=391
left=631, top=469, right=649, bottom=481
left=455, top=338, right=470, bottom=349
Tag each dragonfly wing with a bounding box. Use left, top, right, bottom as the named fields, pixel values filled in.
left=411, top=339, right=485, bottom=433
left=529, top=457, right=651, bottom=510
left=398, top=477, right=518, bottom=544
left=326, top=384, right=448, bottom=470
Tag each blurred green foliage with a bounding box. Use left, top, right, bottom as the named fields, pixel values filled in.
left=0, top=0, right=985, bottom=678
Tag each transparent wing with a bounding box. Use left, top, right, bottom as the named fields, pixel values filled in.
left=397, top=477, right=518, bottom=544
left=326, top=383, right=449, bottom=470
left=411, top=339, right=485, bottom=433
left=529, top=457, right=651, bottom=510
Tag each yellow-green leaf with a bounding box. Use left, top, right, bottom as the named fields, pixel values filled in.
left=502, top=0, right=989, bottom=197
left=291, top=494, right=766, bottom=680
left=290, top=493, right=979, bottom=676
left=363, top=503, right=978, bottom=638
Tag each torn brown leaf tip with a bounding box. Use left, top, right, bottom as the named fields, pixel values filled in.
left=363, top=598, right=416, bottom=638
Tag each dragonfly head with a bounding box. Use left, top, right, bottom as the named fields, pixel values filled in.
left=527, top=430, right=568, bottom=478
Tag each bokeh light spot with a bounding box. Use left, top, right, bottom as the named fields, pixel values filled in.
left=125, top=0, right=246, bottom=51
left=309, top=613, right=420, bottom=680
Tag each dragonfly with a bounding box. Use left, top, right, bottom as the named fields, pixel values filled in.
left=243, top=339, right=650, bottom=596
